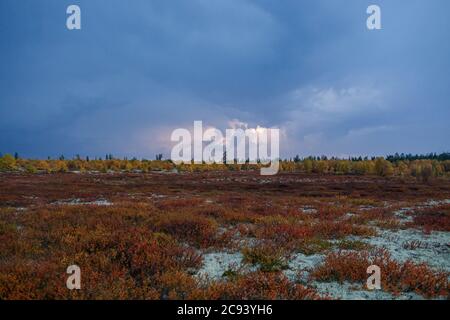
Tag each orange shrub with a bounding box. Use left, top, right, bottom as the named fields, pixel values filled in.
left=152, top=212, right=218, bottom=248
left=116, top=233, right=203, bottom=280
left=312, top=221, right=376, bottom=239
left=314, top=205, right=349, bottom=219
left=194, top=272, right=324, bottom=300
left=255, top=223, right=314, bottom=246
left=157, top=198, right=204, bottom=211
left=155, top=270, right=198, bottom=300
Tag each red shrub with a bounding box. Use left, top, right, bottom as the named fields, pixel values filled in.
left=314, top=205, right=349, bottom=219
left=256, top=223, right=314, bottom=246
left=152, top=212, right=218, bottom=248
left=312, top=221, right=376, bottom=239
left=407, top=205, right=450, bottom=232
left=157, top=198, right=204, bottom=211
left=194, top=272, right=324, bottom=300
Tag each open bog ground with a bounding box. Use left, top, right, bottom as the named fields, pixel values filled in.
left=0, top=171, right=449, bottom=300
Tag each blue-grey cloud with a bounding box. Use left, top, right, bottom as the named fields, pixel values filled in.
left=0, top=0, right=449, bottom=158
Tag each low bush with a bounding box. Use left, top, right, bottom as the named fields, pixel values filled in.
left=407, top=204, right=450, bottom=232
left=194, top=272, right=324, bottom=300
left=242, top=244, right=290, bottom=272
left=152, top=212, right=219, bottom=248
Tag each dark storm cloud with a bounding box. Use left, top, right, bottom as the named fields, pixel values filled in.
left=0, top=0, right=449, bottom=158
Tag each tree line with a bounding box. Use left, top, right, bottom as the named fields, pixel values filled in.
left=1, top=152, right=449, bottom=182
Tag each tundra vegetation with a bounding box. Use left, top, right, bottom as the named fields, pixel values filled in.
left=0, top=153, right=449, bottom=299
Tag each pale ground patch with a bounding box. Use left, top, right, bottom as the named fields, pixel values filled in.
left=299, top=206, right=317, bottom=214
left=52, top=198, right=113, bottom=206
left=284, top=253, right=324, bottom=282
left=311, top=281, right=425, bottom=300
left=348, top=228, right=450, bottom=272
left=196, top=252, right=245, bottom=280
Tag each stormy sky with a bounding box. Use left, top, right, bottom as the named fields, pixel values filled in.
left=0, top=0, right=449, bottom=159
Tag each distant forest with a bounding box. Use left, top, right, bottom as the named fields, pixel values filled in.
left=291, top=152, right=450, bottom=162
left=1, top=152, right=449, bottom=182
left=1, top=152, right=449, bottom=163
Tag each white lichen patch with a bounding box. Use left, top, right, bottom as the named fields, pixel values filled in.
left=393, top=208, right=414, bottom=223
left=284, top=253, right=325, bottom=282
left=394, top=199, right=450, bottom=224
left=299, top=206, right=317, bottom=214
left=52, top=198, right=113, bottom=206
left=196, top=252, right=245, bottom=280
left=348, top=228, right=450, bottom=272
left=424, top=199, right=450, bottom=206
left=311, top=281, right=425, bottom=300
